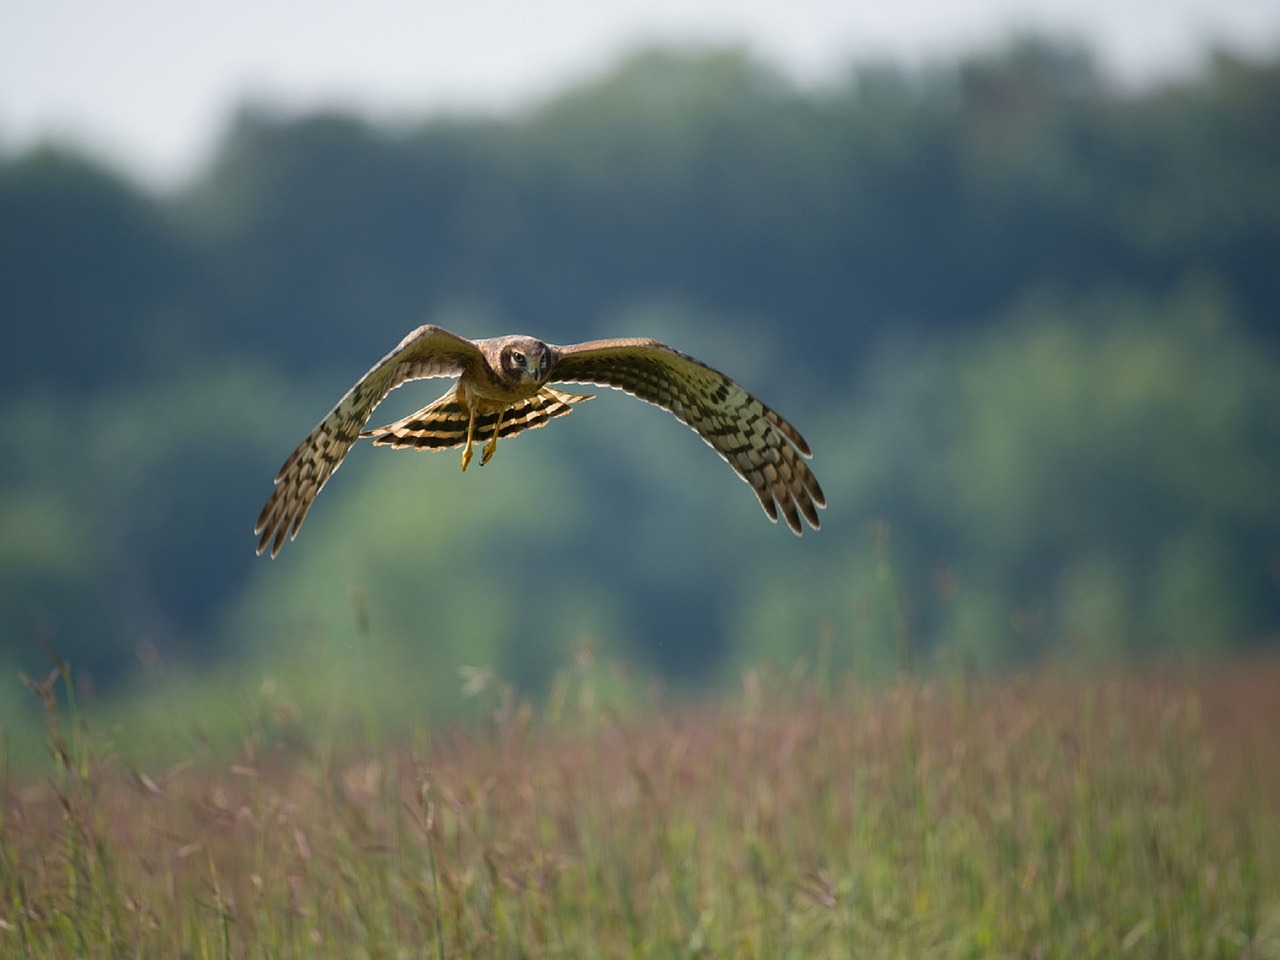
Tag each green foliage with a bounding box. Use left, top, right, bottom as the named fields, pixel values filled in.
left=2, top=37, right=1280, bottom=709
left=0, top=147, right=208, bottom=395
left=733, top=284, right=1280, bottom=674
left=0, top=365, right=296, bottom=681
left=933, top=288, right=1280, bottom=659
left=223, top=444, right=628, bottom=724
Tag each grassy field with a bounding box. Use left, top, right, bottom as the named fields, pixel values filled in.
left=3, top=653, right=1278, bottom=958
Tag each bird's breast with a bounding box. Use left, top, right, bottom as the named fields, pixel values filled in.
left=460, top=368, right=544, bottom=406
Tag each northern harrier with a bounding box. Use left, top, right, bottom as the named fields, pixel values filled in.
left=255, top=325, right=824, bottom=556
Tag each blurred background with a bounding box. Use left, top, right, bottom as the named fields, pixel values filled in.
left=2, top=1, right=1279, bottom=753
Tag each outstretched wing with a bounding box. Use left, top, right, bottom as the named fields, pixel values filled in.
left=548, top=338, right=825, bottom=533
left=255, top=325, right=483, bottom=557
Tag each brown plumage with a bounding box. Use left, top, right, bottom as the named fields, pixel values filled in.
left=254, top=325, right=825, bottom=557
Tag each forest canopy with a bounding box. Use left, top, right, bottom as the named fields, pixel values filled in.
left=2, top=38, right=1278, bottom=728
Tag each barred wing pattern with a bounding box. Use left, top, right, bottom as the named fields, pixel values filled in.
left=254, top=326, right=482, bottom=557
left=362, top=386, right=594, bottom=451
left=549, top=339, right=825, bottom=534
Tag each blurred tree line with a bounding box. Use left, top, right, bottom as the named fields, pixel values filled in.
left=2, top=38, right=1278, bottom=721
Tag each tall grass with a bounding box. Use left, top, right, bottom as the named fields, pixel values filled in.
left=2, top=652, right=1277, bottom=958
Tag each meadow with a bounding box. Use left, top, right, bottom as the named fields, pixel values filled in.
left=2, top=652, right=1278, bottom=958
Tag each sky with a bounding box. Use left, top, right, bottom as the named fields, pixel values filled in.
left=3, top=0, right=1278, bottom=188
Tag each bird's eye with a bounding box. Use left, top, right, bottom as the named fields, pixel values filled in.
left=512, top=351, right=526, bottom=367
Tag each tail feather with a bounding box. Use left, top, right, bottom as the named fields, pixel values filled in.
left=361, top=386, right=594, bottom=450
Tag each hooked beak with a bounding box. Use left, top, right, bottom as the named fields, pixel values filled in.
left=528, top=350, right=550, bottom=381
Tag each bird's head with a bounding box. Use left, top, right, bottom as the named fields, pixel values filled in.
left=499, top=338, right=553, bottom=385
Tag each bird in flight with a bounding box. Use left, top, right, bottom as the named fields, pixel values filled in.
left=255, top=325, right=825, bottom=556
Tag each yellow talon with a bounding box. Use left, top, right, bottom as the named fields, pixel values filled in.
left=460, top=404, right=477, bottom=471
left=480, top=408, right=506, bottom=466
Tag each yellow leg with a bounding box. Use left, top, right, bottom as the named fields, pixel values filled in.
left=460, top=406, right=477, bottom=471
left=480, top=408, right=506, bottom=465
